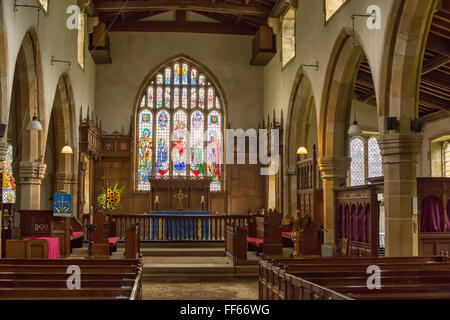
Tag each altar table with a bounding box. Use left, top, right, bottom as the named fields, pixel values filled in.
left=151, top=211, right=211, bottom=240
left=24, top=236, right=60, bottom=259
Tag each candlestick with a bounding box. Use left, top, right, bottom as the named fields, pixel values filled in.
left=89, top=207, right=93, bottom=225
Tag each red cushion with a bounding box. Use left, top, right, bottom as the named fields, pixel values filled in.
left=282, top=232, right=292, bottom=239
left=108, top=237, right=119, bottom=245
left=247, top=236, right=263, bottom=246
left=70, top=231, right=84, bottom=240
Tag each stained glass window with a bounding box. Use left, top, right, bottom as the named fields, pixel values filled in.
left=191, top=69, right=198, bottom=85
left=2, top=145, right=16, bottom=204
left=155, top=110, right=170, bottom=177
left=207, top=88, right=214, bottom=109
left=137, top=111, right=153, bottom=190
left=199, top=88, right=205, bottom=109
left=164, top=87, right=171, bottom=108
left=182, top=64, right=188, bottom=85
left=207, top=111, right=222, bottom=191
left=147, top=87, right=154, bottom=108
left=174, top=64, right=180, bottom=85
left=368, top=137, right=382, bottom=178
left=445, top=142, right=450, bottom=178
left=137, top=59, right=224, bottom=191
left=190, top=111, right=204, bottom=178
left=156, top=87, right=163, bottom=108
left=172, top=111, right=188, bottom=177
left=173, top=87, right=180, bottom=108
left=350, top=138, right=365, bottom=186
left=191, top=88, right=197, bottom=109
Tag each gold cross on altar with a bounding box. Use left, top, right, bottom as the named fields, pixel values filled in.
left=174, top=189, right=188, bottom=209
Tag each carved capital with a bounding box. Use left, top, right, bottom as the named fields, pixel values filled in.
left=317, top=157, right=350, bottom=180
left=55, top=172, right=78, bottom=185
left=378, top=133, right=423, bottom=164
left=18, top=161, right=47, bottom=185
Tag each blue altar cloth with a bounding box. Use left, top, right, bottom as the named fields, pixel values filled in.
left=150, top=211, right=211, bottom=240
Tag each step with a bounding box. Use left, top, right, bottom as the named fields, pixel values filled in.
left=141, top=247, right=225, bottom=257
left=144, top=264, right=234, bottom=275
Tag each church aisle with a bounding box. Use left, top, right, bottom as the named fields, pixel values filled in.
left=142, top=281, right=259, bottom=300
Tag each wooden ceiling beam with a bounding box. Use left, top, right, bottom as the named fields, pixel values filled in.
left=93, top=0, right=271, bottom=16
left=106, top=20, right=257, bottom=35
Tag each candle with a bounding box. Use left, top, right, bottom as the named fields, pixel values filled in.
left=89, top=207, right=93, bottom=225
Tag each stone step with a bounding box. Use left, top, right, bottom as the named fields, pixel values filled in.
left=118, top=241, right=225, bottom=249
left=144, top=264, right=233, bottom=275
left=141, top=247, right=225, bottom=257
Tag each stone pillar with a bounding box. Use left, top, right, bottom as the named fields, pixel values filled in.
left=318, top=156, right=350, bottom=256
left=284, top=168, right=297, bottom=218
left=378, top=133, right=423, bottom=257
left=18, top=161, right=47, bottom=210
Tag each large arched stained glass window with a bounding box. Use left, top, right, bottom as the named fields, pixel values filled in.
left=350, top=137, right=365, bottom=186
left=136, top=58, right=224, bottom=192
left=368, top=137, right=382, bottom=178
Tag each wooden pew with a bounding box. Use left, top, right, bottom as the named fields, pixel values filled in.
left=125, top=224, right=141, bottom=259
left=70, top=217, right=84, bottom=252
left=0, top=258, right=143, bottom=300
left=259, top=255, right=450, bottom=300
left=247, top=209, right=282, bottom=256
left=225, top=223, right=258, bottom=266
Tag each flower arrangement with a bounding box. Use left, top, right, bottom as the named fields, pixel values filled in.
left=97, top=183, right=124, bottom=211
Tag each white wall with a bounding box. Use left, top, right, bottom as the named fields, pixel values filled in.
left=95, top=32, right=264, bottom=133
left=263, top=0, right=393, bottom=138
left=2, top=0, right=96, bottom=144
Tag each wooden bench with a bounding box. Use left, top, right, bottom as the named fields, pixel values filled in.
left=259, top=255, right=450, bottom=300
left=70, top=217, right=84, bottom=252
left=225, top=224, right=258, bottom=266
left=0, top=258, right=143, bottom=300
left=247, top=209, right=282, bottom=256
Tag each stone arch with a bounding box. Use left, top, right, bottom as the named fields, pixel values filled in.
left=41, top=74, right=77, bottom=210
left=8, top=28, right=46, bottom=209
left=317, top=28, right=378, bottom=249
left=284, top=70, right=318, bottom=217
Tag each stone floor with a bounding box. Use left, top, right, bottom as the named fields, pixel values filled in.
left=142, top=280, right=259, bottom=300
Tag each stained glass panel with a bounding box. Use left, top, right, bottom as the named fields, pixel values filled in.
left=2, top=145, right=16, bottom=203
left=156, top=74, right=163, bottom=85
left=207, top=111, right=222, bottom=191
left=165, top=68, right=171, bottom=85
left=165, top=87, right=171, bottom=108
left=174, top=87, right=180, bottom=108
left=190, top=111, right=204, bottom=178
left=368, top=137, right=382, bottom=178
left=182, top=64, right=188, bottom=85
left=199, top=88, right=205, bottom=109
left=191, top=69, right=198, bottom=86
left=215, top=97, right=221, bottom=109
left=155, top=111, right=170, bottom=177
left=140, top=96, right=145, bottom=108
left=350, top=138, right=365, bottom=186
left=147, top=87, right=154, bottom=108
left=191, top=88, right=197, bottom=109
left=138, top=110, right=153, bottom=191
left=174, top=64, right=180, bottom=85
left=172, top=111, right=188, bottom=177
left=207, top=88, right=214, bottom=109
left=199, top=75, right=205, bottom=86
left=156, top=87, right=163, bottom=108
left=182, top=87, right=188, bottom=109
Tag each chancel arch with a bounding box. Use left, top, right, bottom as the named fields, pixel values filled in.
left=41, top=74, right=77, bottom=210
left=133, top=54, right=226, bottom=195
left=7, top=29, right=46, bottom=210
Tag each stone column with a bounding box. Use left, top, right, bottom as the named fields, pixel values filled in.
left=318, top=156, right=350, bottom=256
left=378, top=133, right=423, bottom=257
left=18, top=161, right=47, bottom=209
left=284, top=168, right=297, bottom=218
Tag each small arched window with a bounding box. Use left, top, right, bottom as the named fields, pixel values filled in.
left=444, top=142, right=450, bottom=178
left=2, top=145, right=16, bottom=203
left=368, top=137, right=382, bottom=178
left=136, top=58, right=224, bottom=192
left=350, top=137, right=365, bottom=186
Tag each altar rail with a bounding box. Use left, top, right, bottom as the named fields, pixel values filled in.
left=82, top=214, right=249, bottom=241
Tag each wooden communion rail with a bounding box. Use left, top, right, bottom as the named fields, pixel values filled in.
left=83, top=214, right=249, bottom=241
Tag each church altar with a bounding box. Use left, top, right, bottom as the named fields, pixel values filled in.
left=150, top=211, right=211, bottom=240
